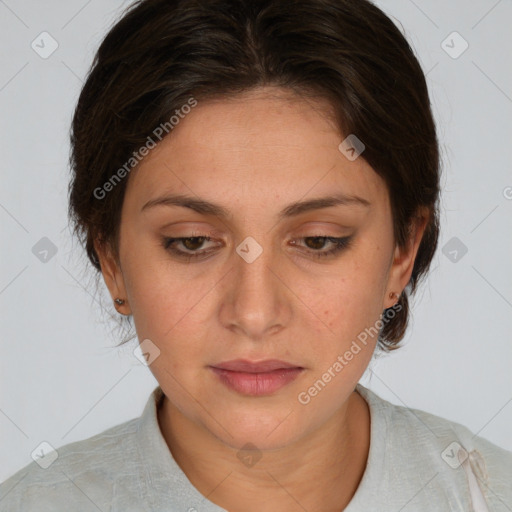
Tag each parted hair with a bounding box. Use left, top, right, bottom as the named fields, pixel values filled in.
left=68, top=0, right=441, bottom=350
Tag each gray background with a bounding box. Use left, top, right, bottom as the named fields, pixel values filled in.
left=1, top=0, right=511, bottom=481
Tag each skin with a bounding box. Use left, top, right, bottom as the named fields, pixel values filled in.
left=95, top=86, right=428, bottom=512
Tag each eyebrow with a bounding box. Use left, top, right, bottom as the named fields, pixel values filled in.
left=141, top=193, right=370, bottom=220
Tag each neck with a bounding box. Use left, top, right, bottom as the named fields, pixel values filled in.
left=157, top=389, right=370, bottom=512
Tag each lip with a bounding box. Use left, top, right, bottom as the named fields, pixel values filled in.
left=212, top=359, right=302, bottom=373
left=210, top=359, right=304, bottom=396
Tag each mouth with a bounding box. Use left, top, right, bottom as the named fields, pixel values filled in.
left=209, top=359, right=304, bottom=396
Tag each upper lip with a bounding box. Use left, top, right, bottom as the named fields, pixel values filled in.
left=211, top=359, right=302, bottom=373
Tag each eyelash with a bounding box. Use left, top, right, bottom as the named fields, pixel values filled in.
left=161, top=235, right=352, bottom=262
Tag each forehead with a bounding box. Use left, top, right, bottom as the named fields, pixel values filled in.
left=124, top=87, right=388, bottom=216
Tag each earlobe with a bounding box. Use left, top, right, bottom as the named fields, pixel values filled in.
left=93, top=239, right=131, bottom=315
left=385, top=209, right=429, bottom=309
left=113, top=297, right=129, bottom=314
left=388, top=291, right=400, bottom=304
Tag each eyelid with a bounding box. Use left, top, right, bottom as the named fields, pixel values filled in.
left=162, top=233, right=353, bottom=262
left=160, top=220, right=351, bottom=234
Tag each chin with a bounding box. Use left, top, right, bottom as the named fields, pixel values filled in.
left=204, top=409, right=308, bottom=451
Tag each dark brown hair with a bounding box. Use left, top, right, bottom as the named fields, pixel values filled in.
left=68, top=0, right=441, bottom=351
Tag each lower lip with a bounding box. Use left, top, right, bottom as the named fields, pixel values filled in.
left=210, top=367, right=304, bottom=396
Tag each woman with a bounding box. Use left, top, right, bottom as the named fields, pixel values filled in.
left=1, top=0, right=510, bottom=510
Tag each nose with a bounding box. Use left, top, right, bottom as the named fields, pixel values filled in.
left=219, top=236, right=292, bottom=341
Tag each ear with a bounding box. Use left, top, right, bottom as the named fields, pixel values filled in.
left=384, top=207, right=430, bottom=309
left=93, top=238, right=131, bottom=315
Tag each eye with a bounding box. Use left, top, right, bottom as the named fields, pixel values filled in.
left=290, top=236, right=353, bottom=259
left=162, top=234, right=353, bottom=262
left=162, top=236, right=217, bottom=261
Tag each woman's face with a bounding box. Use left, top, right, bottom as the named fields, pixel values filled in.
left=97, top=87, right=424, bottom=450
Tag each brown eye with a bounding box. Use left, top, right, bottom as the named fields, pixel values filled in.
left=181, top=237, right=208, bottom=251
left=304, top=237, right=330, bottom=250
left=162, top=234, right=352, bottom=263
left=293, top=236, right=353, bottom=259
left=162, top=236, right=216, bottom=260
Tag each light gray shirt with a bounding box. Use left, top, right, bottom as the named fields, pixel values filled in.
left=1, top=384, right=511, bottom=511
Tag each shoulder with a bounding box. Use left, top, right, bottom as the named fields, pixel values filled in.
left=0, top=417, right=142, bottom=512
left=389, top=396, right=512, bottom=472
left=357, top=384, right=512, bottom=510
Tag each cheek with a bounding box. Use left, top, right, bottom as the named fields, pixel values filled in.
left=122, top=253, right=218, bottom=366
left=122, top=226, right=390, bottom=353
left=307, top=252, right=390, bottom=354
left=121, top=236, right=191, bottom=312
left=320, top=254, right=387, bottom=315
